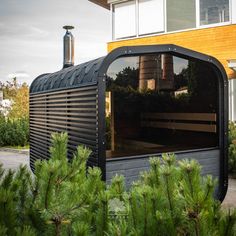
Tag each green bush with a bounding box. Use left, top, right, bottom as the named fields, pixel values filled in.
left=229, top=122, right=236, bottom=176
left=0, top=117, right=29, bottom=147
left=0, top=132, right=236, bottom=236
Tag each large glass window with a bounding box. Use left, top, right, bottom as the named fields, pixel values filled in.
left=114, top=1, right=136, bottom=39
left=106, top=54, right=218, bottom=158
left=138, top=0, right=164, bottom=35
left=166, top=0, right=196, bottom=32
left=200, top=0, right=229, bottom=25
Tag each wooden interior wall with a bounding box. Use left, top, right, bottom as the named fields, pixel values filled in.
left=108, top=24, right=236, bottom=79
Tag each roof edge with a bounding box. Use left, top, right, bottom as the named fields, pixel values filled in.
left=89, top=0, right=110, bottom=9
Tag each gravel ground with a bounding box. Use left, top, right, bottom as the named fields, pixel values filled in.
left=0, top=150, right=235, bottom=207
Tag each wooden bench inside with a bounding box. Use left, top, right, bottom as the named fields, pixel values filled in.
left=141, top=113, right=217, bottom=133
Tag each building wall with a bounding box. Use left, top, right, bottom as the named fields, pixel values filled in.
left=107, top=24, right=236, bottom=79
left=233, top=0, right=236, bottom=24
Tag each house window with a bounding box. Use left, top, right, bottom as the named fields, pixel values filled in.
left=138, top=0, right=164, bottom=35
left=111, top=0, right=231, bottom=40
left=166, top=0, right=196, bottom=32
left=229, top=79, right=236, bottom=121
left=200, top=0, right=229, bottom=25
left=114, top=1, right=136, bottom=39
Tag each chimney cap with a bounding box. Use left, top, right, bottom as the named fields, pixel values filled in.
left=63, top=25, right=74, bottom=31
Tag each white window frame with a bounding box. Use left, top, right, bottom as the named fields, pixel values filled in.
left=111, top=0, right=233, bottom=41
left=113, top=0, right=137, bottom=39
left=232, top=0, right=236, bottom=23
left=197, top=0, right=232, bottom=29
left=138, top=0, right=165, bottom=36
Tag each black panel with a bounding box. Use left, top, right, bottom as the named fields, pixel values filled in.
left=29, top=85, right=99, bottom=171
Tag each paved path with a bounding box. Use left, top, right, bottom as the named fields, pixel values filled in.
left=0, top=150, right=235, bottom=207
left=0, top=150, right=29, bottom=170
left=222, top=178, right=236, bottom=208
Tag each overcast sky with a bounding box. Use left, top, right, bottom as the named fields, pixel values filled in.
left=0, top=0, right=110, bottom=85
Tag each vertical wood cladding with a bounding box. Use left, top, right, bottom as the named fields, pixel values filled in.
left=108, top=24, right=236, bottom=79
left=29, top=85, right=99, bottom=170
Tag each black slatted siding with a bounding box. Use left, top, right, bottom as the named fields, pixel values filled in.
left=30, top=84, right=99, bottom=170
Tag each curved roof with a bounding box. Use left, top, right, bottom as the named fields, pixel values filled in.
left=30, top=44, right=227, bottom=95
left=30, top=57, right=105, bottom=93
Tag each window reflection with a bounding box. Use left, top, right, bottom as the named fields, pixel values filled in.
left=106, top=54, right=218, bottom=158
left=200, top=0, right=229, bottom=25
left=166, top=0, right=196, bottom=32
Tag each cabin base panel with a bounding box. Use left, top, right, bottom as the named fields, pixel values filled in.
left=106, top=149, right=220, bottom=188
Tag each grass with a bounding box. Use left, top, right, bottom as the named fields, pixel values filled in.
left=3, top=144, right=30, bottom=150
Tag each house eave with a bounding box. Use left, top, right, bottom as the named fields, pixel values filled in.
left=89, top=0, right=110, bottom=9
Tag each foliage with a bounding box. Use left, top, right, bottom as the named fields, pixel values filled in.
left=229, top=122, right=236, bottom=176
left=0, top=78, right=29, bottom=119
left=0, top=78, right=18, bottom=100
left=0, top=78, right=29, bottom=147
left=0, top=132, right=236, bottom=236
left=106, top=67, right=139, bottom=91
left=0, top=117, right=29, bottom=147
left=9, top=83, right=29, bottom=119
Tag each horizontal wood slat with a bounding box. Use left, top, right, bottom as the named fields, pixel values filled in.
left=30, top=101, right=97, bottom=107
left=30, top=113, right=96, bottom=119
left=141, top=112, right=217, bottom=133
left=30, top=107, right=97, bottom=112
left=30, top=90, right=97, bottom=101
left=141, top=121, right=216, bottom=133
left=30, top=85, right=99, bottom=170
left=141, top=113, right=216, bottom=121
left=30, top=97, right=97, bottom=105
left=30, top=85, right=97, bottom=98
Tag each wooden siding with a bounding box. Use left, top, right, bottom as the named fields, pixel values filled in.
left=106, top=149, right=220, bottom=187
left=30, top=85, right=99, bottom=170
left=108, top=24, right=236, bottom=79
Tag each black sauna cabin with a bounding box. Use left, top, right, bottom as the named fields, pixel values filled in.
left=30, top=44, right=228, bottom=201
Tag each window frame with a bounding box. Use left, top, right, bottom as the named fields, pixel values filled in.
left=138, top=0, right=165, bottom=36
left=111, top=0, right=232, bottom=41
left=113, top=0, right=137, bottom=39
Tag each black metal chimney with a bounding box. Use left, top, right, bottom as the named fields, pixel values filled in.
left=63, top=25, right=74, bottom=68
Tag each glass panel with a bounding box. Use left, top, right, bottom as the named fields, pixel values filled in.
left=167, top=0, right=196, bottom=32
left=138, top=0, right=164, bottom=35
left=106, top=54, right=218, bottom=158
left=200, top=0, right=229, bottom=25
left=114, top=1, right=136, bottom=39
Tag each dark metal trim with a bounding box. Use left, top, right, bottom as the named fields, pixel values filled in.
left=97, top=76, right=106, bottom=180
left=98, top=44, right=228, bottom=202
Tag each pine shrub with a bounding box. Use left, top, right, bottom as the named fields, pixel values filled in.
left=0, top=117, right=29, bottom=147
left=0, top=132, right=236, bottom=235
left=229, top=122, right=236, bottom=176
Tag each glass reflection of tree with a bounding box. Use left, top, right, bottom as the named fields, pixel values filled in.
left=174, top=67, right=188, bottom=90
left=187, top=61, right=217, bottom=112
left=106, top=66, right=139, bottom=90
left=106, top=67, right=139, bottom=151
